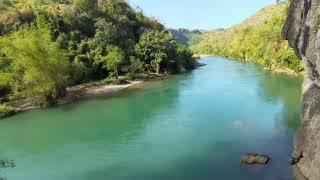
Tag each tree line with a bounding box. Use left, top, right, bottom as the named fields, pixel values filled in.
left=0, top=0, right=196, bottom=105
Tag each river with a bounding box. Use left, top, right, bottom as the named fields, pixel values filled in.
left=0, top=57, right=302, bottom=180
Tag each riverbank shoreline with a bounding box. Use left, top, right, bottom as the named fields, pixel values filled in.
left=197, top=54, right=304, bottom=76
left=1, top=62, right=205, bottom=119
left=2, top=74, right=169, bottom=119
left=263, top=67, right=302, bottom=76
left=61, top=80, right=144, bottom=104
left=11, top=81, right=144, bottom=113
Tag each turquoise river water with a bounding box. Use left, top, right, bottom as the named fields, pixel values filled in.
left=0, top=57, right=302, bottom=180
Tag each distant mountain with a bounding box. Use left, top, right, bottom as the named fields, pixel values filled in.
left=169, top=28, right=204, bottom=46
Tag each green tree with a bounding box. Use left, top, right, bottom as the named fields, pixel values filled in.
left=175, top=45, right=196, bottom=71
left=96, top=46, right=125, bottom=81
left=0, top=73, right=12, bottom=100
left=135, top=30, right=173, bottom=73
left=0, top=28, right=70, bottom=103
left=74, top=0, right=97, bottom=12
left=0, top=0, right=195, bottom=106
left=152, top=52, right=167, bottom=74
left=126, top=56, right=145, bottom=79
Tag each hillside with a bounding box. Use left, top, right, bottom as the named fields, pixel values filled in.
left=192, top=3, right=303, bottom=73
left=168, top=28, right=204, bottom=46
left=0, top=0, right=196, bottom=105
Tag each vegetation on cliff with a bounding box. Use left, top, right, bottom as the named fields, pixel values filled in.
left=0, top=0, right=196, bottom=105
left=192, top=2, right=303, bottom=73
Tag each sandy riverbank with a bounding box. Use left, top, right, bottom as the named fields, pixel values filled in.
left=62, top=80, right=143, bottom=104
left=2, top=72, right=193, bottom=118
left=8, top=80, right=146, bottom=115
left=8, top=72, right=171, bottom=115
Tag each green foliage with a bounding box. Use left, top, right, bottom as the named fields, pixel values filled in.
left=0, top=28, right=70, bottom=103
left=0, top=104, right=15, bottom=118
left=176, top=45, right=197, bottom=70
left=126, top=56, right=145, bottom=79
left=169, top=29, right=204, bottom=46
left=0, top=0, right=196, bottom=105
left=135, top=30, right=172, bottom=64
left=0, top=160, right=15, bottom=169
left=0, top=0, right=14, bottom=11
left=192, top=3, right=303, bottom=73
left=95, top=46, right=125, bottom=80
left=74, top=0, right=97, bottom=12
left=152, top=52, right=167, bottom=74
left=0, top=160, right=15, bottom=180
left=0, top=7, right=34, bottom=36
left=135, top=30, right=196, bottom=74
left=0, top=73, right=13, bottom=99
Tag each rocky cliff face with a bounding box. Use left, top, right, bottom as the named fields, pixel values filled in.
left=282, top=0, right=320, bottom=179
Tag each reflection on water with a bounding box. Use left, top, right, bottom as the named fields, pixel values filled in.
left=256, top=71, right=302, bottom=129
left=0, top=57, right=302, bottom=180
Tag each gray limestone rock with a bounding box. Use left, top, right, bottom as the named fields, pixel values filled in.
left=282, top=0, right=320, bottom=179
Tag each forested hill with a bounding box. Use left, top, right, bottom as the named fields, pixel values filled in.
left=192, top=2, right=303, bottom=74
left=168, top=29, right=204, bottom=46
left=0, top=0, right=196, bottom=105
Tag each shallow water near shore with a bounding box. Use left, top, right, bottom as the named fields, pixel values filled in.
left=0, top=57, right=302, bottom=180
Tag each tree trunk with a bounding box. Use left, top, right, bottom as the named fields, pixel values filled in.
left=156, top=63, right=160, bottom=75
left=114, top=66, right=119, bottom=80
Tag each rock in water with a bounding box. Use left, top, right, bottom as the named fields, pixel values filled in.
left=232, top=120, right=248, bottom=129
left=240, top=153, right=270, bottom=165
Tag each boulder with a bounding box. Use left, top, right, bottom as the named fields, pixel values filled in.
left=240, top=153, right=270, bottom=165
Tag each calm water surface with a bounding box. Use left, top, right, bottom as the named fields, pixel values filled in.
left=0, top=57, right=302, bottom=180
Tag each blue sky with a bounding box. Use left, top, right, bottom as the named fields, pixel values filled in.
left=129, top=0, right=277, bottom=30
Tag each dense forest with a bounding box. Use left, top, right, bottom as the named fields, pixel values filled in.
left=192, top=2, right=303, bottom=74
left=168, top=29, right=204, bottom=46
left=0, top=0, right=196, bottom=110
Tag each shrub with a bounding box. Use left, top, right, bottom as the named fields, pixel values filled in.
left=0, top=104, right=16, bottom=118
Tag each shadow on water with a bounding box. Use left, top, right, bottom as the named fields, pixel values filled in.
left=256, top=70, right=303, bottom=130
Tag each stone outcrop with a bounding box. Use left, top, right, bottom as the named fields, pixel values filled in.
left=282, top=0, right=320, bottom=179
left=240, top=153, right=270, bottom=165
